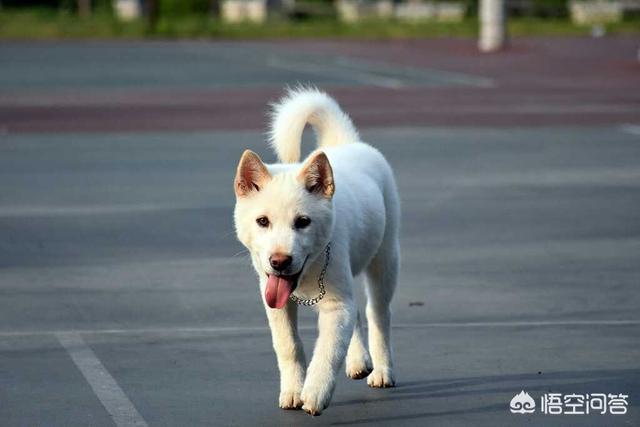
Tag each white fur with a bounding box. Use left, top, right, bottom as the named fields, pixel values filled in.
left=234, top=88, right=400, bottom=416
left=269, top=87, right=360, bottom=163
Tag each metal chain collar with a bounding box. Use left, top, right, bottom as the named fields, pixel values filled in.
left=289, top=243, right=331, bottom=306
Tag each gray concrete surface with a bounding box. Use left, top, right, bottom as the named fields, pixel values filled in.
left=1, top=126, right=639, bottom=426
left=2, top=39, right=639, bottom=133
left=1, top=39, right=639, bottom=426
left=0, top=42, right=489, bottom=92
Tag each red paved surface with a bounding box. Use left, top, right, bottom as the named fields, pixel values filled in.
left=1, top=37, right=639, bottom=133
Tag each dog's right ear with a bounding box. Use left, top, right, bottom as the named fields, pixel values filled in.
left=234, top=150, right=271, bottom=198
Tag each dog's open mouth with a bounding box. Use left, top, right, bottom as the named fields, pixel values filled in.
left=265, top=256, right=308, bottom=309
left=265, top=272, right=301, bottom=309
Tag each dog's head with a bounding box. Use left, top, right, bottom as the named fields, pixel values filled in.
left=233, top=150, right=335, bottom=309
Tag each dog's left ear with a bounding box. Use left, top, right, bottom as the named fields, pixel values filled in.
left=298, top=151, right=335, bottom=199
left=235, top=150, right=271, bottom=198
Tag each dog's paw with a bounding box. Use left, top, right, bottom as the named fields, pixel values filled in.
left=346, top=358, right=372, bottom=380
left=301, top=387, right=330, bottom=416
left=367, top=367, right=396, bottom=388
left=279, top=391, right=303, bottom=410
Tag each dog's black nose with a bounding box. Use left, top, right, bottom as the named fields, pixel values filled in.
left=269, top=253, right=292, bottom=272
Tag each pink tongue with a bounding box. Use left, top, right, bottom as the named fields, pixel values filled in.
left=265, top=275, right=294, bottom=309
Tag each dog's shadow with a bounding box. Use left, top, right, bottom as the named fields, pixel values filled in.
left=328, top=368, right=639, bottom=425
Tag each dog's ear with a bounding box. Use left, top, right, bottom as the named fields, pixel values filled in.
left=298, top=151, right=335, bottom=199
left=234, top=150, right=271, bottom=197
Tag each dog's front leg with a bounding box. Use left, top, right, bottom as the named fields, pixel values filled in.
left=301, top=298, right=355, bottom=415
left=265, top=301, right=306, bottom=410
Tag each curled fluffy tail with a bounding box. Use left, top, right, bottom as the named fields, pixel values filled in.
left=268, top=88, right=359, bottom=163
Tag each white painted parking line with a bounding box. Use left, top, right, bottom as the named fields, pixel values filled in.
left=266, top=57, right=405, bottom=89
left=56, top=332, right=148, bottom=427
left=620, top=124, right=640, bottom=136
left=265, top=55, right=495, bottom=89
left=0, top=203, right=212, bottom=218
left=394, top=320, right=640, bottom=328
left=332, top=56, right=495, bottom=88
left=2, top=319, right=637, bottom=338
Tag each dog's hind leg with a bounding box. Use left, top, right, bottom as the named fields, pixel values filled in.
left=345, top=311, right=373, bottom=379
left=364, top=239, right=399, bottom=388
left=265, top=300, right=306, bottom=409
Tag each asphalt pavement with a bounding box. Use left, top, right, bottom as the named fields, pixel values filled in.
left=0, top=39, right=639, bottom=426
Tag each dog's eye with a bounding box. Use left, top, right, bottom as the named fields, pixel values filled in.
left=256, top=216, right=270, bottom=228
left=294, top=216, right=311, bottom=229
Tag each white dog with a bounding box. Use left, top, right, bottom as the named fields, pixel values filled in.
left=233, top=88, right=400, bottom=415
